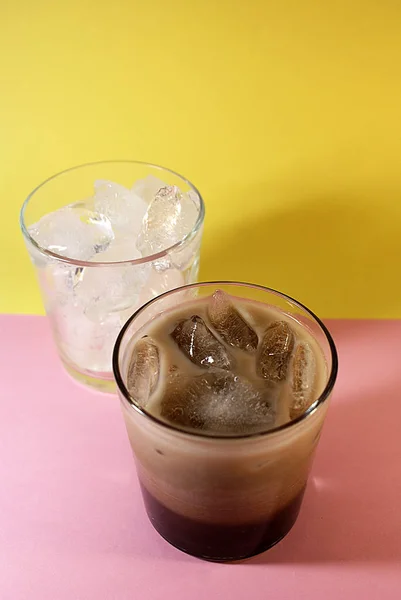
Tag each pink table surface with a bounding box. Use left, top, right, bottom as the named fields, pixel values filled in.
left=1, top=315, right=401, bottom=600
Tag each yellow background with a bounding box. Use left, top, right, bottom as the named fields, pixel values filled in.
left=1, top=0, right=400, bottom=318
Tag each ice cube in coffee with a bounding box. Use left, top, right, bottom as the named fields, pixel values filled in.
left=114, top=285, right=337, bottom=561
left=127, top=290, right=321, bottom=434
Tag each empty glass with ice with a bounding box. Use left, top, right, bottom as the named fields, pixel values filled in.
left=113, top=282, right=338, bottom=561
left=20, top=161, right=204, bottom=391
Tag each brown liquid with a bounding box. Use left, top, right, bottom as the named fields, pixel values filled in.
left=141, top=484, right=306, bottom=561
left=121, top=293, right=328, bottom=561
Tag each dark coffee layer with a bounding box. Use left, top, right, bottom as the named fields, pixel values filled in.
left=141, top=483, right=306, bottom=561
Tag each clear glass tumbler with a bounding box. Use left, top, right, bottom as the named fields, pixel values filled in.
left=20, top=161, right=205, bottom=392
left=113, top=282, right=338, bottom=561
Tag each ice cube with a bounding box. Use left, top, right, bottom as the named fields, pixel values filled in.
left=54, top=302, right=122, bottom=373
left=169, top=189, right=202, bottom=270
left=257, top=321, right=295, bottom=382
left=38, top=262, right=83, bottom=312
left=137, top=186, right=198, bottom=258
left=127, top=336, right=160, bottom=405
left=208, top=290, right=258, bottom=352
left=169, top=225, right=203, bottom=271
left=118, top=268, right=188, bottom=325
left=171, top=315, right=233, bottom=370
left=139, top=267, right=185, bottom=300
left=290, top=343, right=316, bottom=419
left=160, top=372, right=276, bottom=434
left=93, top=239, right=143, bottom=263
left=132, top=174, right=168, bottom=204
left=28, top=203, right=114, bottom=261
left=94, top=180, right=147, bottom=234
left=75, top=243, right=150, bottom=321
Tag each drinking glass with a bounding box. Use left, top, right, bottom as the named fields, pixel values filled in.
left=113, top=282, right=338, bottom=560
left=20, top=161, right=204, bottom=392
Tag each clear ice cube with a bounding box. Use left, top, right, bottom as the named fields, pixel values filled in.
left=169, top=225, right=203, bottom=271
left=121, top=268, right=188, bottom=324
left=92, top=239, right=143, bottom=262
left=94, top=180, right=147, bottom=234
left=257, top=321, right=295, bottom=382
left=54, top=302, right=122, bottom=373
left=137, top=186, right=198, bottom=259
left=127, top=336, right=160, bottom=406
left=208, top=290, right=258, bottom=352
left=74, top=243, right=150, bottom=321
left=28, top=203, right=114, bottom=261
left=171, top=315, right=233, bottom=370
left=160, top=371, right=276, bottom=434
left=140, top=267, right=185, bottom=299
left=38, top=262, right=83, bottom=312
left=132, top=175, right=168, bottom=204
left=290, top=343, right=316, bottom=419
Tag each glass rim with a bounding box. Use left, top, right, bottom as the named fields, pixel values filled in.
left=19, top=159, right=205, bottom=268
left=112, top=281, right=339, bottom=441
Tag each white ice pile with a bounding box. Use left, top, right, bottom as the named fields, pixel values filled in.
left=28, top=175, right=201, bottom=373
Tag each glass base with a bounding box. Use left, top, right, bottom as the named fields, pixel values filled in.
left=62, top=358, right=117, bottom=394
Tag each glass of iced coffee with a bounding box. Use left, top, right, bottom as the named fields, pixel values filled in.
left=113, top=282, right=338, bottom=561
